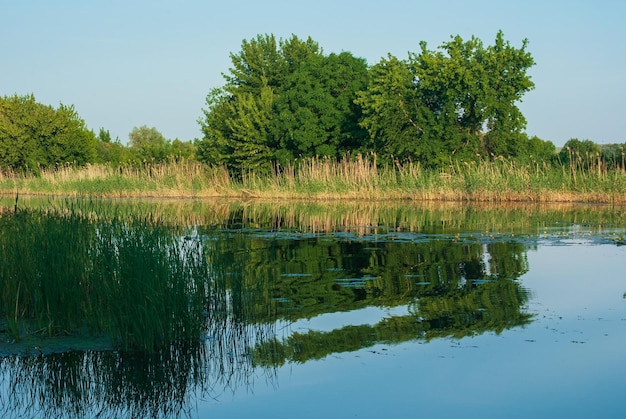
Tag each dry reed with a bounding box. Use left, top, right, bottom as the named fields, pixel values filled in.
left=1, top=155, right=625, bottom=203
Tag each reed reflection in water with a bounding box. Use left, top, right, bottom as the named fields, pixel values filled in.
left=2, top=198, right=618, bottom=417
left=0, top=207, right=276, bottom=418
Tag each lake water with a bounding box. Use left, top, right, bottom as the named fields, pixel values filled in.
left=0, top=199, right=625, bottom=418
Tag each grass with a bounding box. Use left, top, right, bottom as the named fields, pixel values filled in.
left=1, top=155, right=626, bottom=202
left=0, top=160, right=232, bottom=198
left=0, top=202, right=279, bottom=417
left=0, top=206, right=211, bottom=352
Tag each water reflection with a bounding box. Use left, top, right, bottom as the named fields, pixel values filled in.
left=0, top=198, right=624, bottom=418
left=1, top=344, right=207, bottom=418
left=210, top=230, right=532, bottom=367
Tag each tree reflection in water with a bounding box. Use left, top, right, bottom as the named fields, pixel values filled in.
left=0, top=200, right=565, bottom=418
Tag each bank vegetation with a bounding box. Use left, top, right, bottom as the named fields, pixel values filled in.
left=1, top=153, right=625, bottom=203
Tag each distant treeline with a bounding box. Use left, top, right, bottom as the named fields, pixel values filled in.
left=1, top=32, right=624, bottom=176
left=0, top=94, right=197, bottom=174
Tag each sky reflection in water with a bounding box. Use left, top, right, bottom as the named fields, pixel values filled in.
left=200, top=242, right=626, bottom=419
left=0, top=201, right=625, bottom=418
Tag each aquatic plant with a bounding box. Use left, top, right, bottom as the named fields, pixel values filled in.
left=0, top=206, right=211, bottom=351
left=0, top=205, right=278, bottom=418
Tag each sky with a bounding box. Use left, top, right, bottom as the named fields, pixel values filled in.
left=1, top=0, right=625, bottom=147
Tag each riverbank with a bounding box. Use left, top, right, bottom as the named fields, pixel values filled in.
left=1, top=157, right=625, bottom=203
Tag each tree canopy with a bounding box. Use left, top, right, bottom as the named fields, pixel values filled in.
left=0, top=94, right=201, bottom=172
left=357, top=31, right=537, bottom=166
left=128, top=125, right=172, bottom=162
left=558, top=138, right=602, bottom=170
left=199, top=31, right=550, bottom=171
left=198, top=34, right=369, bottom=172
left=0, top=94, right=97, bottom=172
left=99, top=125, right=197, bottom=166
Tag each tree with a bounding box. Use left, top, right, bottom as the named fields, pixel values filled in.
left=198, top=85, right=276, bottom=172
left=197, top=88, right=233, bottom=166
left=201, top=32, right=537, bottom=170
left=600, top=143, right=626, bottom=170
left=198, top=34, right=295, bottom=171
left=356, top=54, right=438, bottom=163
left=98, top=128, right=112, bottom=143
left=411, top=35, right=486, bottom=160
left=128, top=125, right=171, bottom=162
left=0, top=94, right=97, bottom=173
left=273, top=51, right=369, bottom=162
left=94, top=128, right=136, bottom=166
left=222, top=86, right=276, bottom=171
left=480, top=32, right=536, bottom=156
left=524, top=135, right=556, bottom=163
left=224, top=34, right=287, bottom=95
left=414, top=31, right=535, bottom=160
left=198, top=34, right=368, bottom=171
left=357, top=31, right=536, bottom=167
left=171, top=139, right=197, bottom=161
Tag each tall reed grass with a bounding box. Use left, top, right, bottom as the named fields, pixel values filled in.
left=0, top=206, right=211, bottom=351
left=1, top=155, right=625, bottom=202
left=4, top=195, right=625, bottom=239
left=0, top=160, right=232, bottom=198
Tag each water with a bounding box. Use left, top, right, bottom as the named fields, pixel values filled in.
left=0, top=199, right=624, bottom=418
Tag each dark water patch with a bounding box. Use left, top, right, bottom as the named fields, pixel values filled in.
left=0, top=334, right=113, bottom=357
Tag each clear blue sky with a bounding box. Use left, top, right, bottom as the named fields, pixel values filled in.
left=2, top=0, right=624, bottom=146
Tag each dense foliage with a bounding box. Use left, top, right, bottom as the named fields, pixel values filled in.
left=198, top=34, right=369, bottom=172
left=357, top=31, right=538, bottom=165
left=95, top=126, right=197, bottom=166
left=0, top=94, right=97, bottom=173
left=198, top=32, right=560, bottom=171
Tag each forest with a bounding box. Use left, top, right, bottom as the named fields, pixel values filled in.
left=1, top=32, right=624, bottom=176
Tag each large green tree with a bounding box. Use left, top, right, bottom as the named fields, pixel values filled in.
left=355, top=54, right=439, bottom=163
left=272, top=51, right=368, bottom=161
left=198, top=35, right=298, bottom=171
left=0, top=94, right=97, bottom=172
left=198, top=34, right=368, bottom=172
left=357, top=31, right=536, bottom=167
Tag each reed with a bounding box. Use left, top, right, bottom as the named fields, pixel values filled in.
left=4, top=195, right=625, bottom=239
left=1, top=155, right=625, bottom=202
left=0, top=206, right=212, bottom=351
left=0, top=160, right=232, bottom=198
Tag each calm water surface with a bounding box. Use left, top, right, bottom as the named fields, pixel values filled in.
left=199, top=236, right=626, bottom=419
left=0, top=199, right=624, bottom=418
